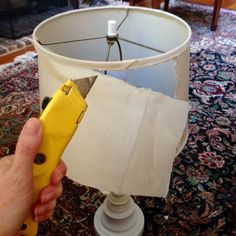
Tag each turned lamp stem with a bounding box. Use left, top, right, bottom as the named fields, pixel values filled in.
left=94, top=192, right=144, bottom=235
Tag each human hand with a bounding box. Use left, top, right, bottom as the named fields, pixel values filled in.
left=0, top=118, right=67, bottom=236
left=33, top=159, right=67, bottom=222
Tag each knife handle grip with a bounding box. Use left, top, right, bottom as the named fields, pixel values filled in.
left=20, top=81, right=87, bottom=236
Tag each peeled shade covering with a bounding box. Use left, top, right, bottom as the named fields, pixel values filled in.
left=33, top=6, right=191, bottom=197
left=65, top=75, right=190, bottom=196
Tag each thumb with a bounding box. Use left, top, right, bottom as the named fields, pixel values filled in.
left=12, top=118, right=42, bottom=176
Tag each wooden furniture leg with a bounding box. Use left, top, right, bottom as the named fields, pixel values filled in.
left=211, top=0, right=223, bottom=31
left=164, top=0, right=169, bottom=11
left=163, top=0, right=222, bottom=31
left=130, top=0, right=136, bottom=5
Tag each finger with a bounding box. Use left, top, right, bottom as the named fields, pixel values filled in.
left=34, top=199, right=57, bottom=219
left=51, top=160, right=67, bottom=185
left=34, top=199, right=57, bottom=217
left=34, top=211, right=54, bottom=223
left=38, top=183, right=63, bottom=204
left=12, top=118, right=42, bottom=176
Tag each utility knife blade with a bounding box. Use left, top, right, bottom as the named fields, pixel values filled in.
left=21, top=75, right=97, bottom=236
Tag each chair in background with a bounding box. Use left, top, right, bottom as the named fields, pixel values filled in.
left=163, top=0, right=223, bottom=31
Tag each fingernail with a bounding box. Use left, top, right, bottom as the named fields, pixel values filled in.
left=42, top=192, right=55, bottom=203
left=34, top=207, right=38, bottom=217
left=35, top=207, right=45, bottom=216
left=23, top=118, right=41, bottom=136
left=56, top=175, right=63, bottom=185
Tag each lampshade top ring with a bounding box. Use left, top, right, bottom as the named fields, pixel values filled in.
left=33, top=6, right=191, bottom=71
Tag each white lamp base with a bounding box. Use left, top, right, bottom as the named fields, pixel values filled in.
left=94, top=192, right=144, bottom=236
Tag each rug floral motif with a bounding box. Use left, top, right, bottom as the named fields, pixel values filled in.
left=0, top=2, right=235, bottom=236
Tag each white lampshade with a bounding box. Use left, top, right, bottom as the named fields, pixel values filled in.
left=33, top=6, right=191, bottom=197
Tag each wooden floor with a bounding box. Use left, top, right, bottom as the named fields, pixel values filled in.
left=0, top=45, right=35, bottom=65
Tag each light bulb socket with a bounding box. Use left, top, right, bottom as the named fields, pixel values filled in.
left=106, top=33, right=118, bottom=39
left=106, top=34, right=119, bottom=45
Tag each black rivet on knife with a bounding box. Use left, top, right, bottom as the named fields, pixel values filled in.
left=21, top=224, right=27, bottom=230
left=42, top=96, right=51, bottom=110
left=34, top=153, right=46, bottom=165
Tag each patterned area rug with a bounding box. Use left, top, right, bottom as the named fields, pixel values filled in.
left=0, top=2, right=235, bottom=236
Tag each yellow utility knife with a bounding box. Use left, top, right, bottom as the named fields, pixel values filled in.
left=21, top=76, right=97, bottom=236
